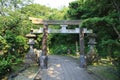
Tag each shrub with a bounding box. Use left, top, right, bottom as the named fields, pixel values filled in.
left=0, top=58, right=12, bottom=76
left=49, top=44, right=76, bottom=55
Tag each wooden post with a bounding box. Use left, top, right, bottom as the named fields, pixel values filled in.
left=39, top=24, right=48, bottom=69
left=79, top=27, right=86, bottom=68
left=42, top=24, right=48, bottom=55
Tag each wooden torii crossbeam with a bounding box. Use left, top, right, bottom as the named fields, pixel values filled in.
left=29, top=17, right=88, bottom=69
left=29, top=17, right=82, bottom=25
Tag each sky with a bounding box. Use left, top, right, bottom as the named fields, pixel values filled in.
left=34, top=0, right=75, bottom=9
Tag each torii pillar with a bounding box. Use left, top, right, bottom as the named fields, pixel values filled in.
left=79, top=28, right=86, bottom=68
left=40, top=24, right=48, bottom=69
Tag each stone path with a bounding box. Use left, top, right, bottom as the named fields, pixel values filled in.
left=13, top=55, right=100, bottom=80
left=13, top=66, right=39, bottom=80
left=38, top=55, right=100, bottom=80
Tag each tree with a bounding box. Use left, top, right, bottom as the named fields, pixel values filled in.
left=21, top=4, right=51, bottom=18
left=67, top=0, right=120, bottom=75
left=0, top=0, right=33, bottom=77
left=0, top=0, right=32, bottom=16
left=67, top=0, right=120, bottom=57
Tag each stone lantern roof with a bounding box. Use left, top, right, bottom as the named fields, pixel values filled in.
left=87, top=33, right=97, bottom=38
left=26, top=33, right=36, bottom=38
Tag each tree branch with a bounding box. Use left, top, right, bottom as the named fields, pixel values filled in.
left=111, top=0, right=120, bottom=21
left=113, top=26, right=120, bottom=39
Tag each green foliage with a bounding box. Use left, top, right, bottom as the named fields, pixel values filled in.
left=0, top=36, right=9, bottom=55
left=21, top=4, right=51, bottom=18
left=68, top=0, right=117, bottom=19
left=81, top=17, right=120, bottom=57
left=15, top=36, right=28, bottom=54
left=48, top=7, right=68, bottom=20
left=0, top=54, right=23, bottom=77
left=15, top=36, right=27, bottom=46
left=0, top=58, right=12, bottom=76
left=67, top=0, right=86, bottom=19
left=21, top=4, right=67, bottom=20
left=0, top=0, right=32, bottom=77
left=49, top=44, right=76, bottom=55
left=50, top=45, right=67, bottom=55
left=67, top=0, right=120, bottom=75
left=68, top=0, right=120, bottom=57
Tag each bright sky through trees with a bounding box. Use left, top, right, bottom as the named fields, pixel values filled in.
left=34, top=0, right=75, bottom=8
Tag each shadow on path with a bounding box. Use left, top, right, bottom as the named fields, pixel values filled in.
left=40, top=55, right=100, bottom=80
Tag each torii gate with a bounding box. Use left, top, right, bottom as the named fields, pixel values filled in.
left=29, top=17, right=92, bottom=69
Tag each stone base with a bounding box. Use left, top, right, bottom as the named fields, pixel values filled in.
left=25, top=52, right=37, bottom=66
left=80, top=55, right=86, bottom=68
left=39, top=55, right=48, bottom=69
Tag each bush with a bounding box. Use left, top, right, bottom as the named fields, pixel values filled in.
left=15, top=36, right=28, bottom=54
left=0, top=36, right=9, bottom=55
left=0, top=54, right=23, bottom=78
left=49, top=44, right=76, bottom=55
left=0, top=58, right=12, bottom=76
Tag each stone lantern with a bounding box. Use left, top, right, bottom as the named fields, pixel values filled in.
left=26, top=30, right=36, bottom=52
left=25, top=30, right=37, bottom=65
left=86, top=33, right=97, bottom=64
left=88, top=33, right=97, bottom=52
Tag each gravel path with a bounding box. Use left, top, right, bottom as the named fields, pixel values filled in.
left=36, top=55, right=100, bottom=80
